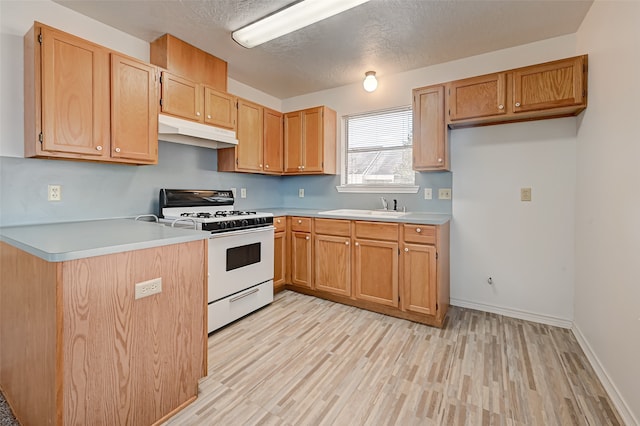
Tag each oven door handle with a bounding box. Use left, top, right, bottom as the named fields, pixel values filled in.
left=229, top=287, right=260, bottom=303
left=209, top=225, right=275, bottom=238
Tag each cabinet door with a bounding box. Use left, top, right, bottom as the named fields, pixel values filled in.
left=402, top=243, right=437, bottom=315
left=314, top=235, right=351, bottom=297
left=291, top=232, right=312, bottom=288
left=236, top=98, right=263, bottom=172
left=110, top=54, right=158, bottom=163
left=263, top=108, right=283, bottom=173
left=512, top=56, right=586, bottom=113
left=274, top=231, right=286, bottom=291
left=284, top=111, right=303, bottom=173
left=448, top=73, right=506, bottom=121
left=203, top=87, right=236, bottom=129
left=302, top=107, right=323, bottom=173
left=413, top=85, right=447, bottom=171
left=354, top=239, right=398, bottom=307
left=160, top=72, right=202, bottom=122
left=40, top=26, right=110, bottom=157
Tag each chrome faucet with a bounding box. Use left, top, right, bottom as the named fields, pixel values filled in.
left=380, top=197, right=388, bottom=210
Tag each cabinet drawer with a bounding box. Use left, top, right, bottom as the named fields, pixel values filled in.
left=274, top=216, right=286, bottom=232
left=355, top=221, right=398, bottom=241
left=290, top=216, right=311, bottom=232
left=403, top=224, right=436, bottom=245
left=314, top=219, right=351, bottom=236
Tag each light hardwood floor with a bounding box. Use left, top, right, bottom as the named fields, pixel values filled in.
left=164, top=291, right=622, bottom=426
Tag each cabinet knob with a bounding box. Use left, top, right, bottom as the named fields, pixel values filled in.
left=276, top=219, right=281, bottom=224
left=404, top=248, right=409, bottom=252
left=498, top=104, right=504, bottom=110
left=298, top=220, right=302, bottom=224
left=259, top=164, right=263, bottom=167
left=265, top=165, right=269, bottom=168
left=355, top=242, right=359, bottom=247
left=515, top=102, right=521, bottom=107
left=96, top=145, right=103, bottom=151
left=438, top=158, right=443, bottom=163
left=114, top=147, right=121, bottom=153
left=207, top=114, right=212, bottom=119
left=301, top=166, right=305, bottom=170
left=196, top=112, right=201, bottom=116
left=416, top=228, right=422, bottom=233
left=297, top=166, right=302, bottom=170
left=345, top=241, right=349, bottom=246
left=305, top=236, right=310, bottom=240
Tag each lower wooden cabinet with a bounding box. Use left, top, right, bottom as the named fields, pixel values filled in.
left=279, top=216, right=450, bottom=328
left=353, top=238, right=398, bottom=307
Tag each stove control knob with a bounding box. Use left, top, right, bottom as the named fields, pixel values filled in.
left=229, top=221, right=237, bottom=228
left=241, top=219, right=249, bottom=227
left=219, top=222, right=227, bottom=229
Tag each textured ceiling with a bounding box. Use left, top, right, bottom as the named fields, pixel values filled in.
left=54, top=0, right=593, bottom=99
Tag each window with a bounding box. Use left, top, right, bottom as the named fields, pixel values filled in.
left=338, top=106, right=417, bottom=193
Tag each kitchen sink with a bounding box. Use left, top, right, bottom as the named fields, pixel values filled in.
left=318, top=209, right=408, bottom=219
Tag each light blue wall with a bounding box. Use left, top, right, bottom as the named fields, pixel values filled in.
left=0, top=142, right=282, bottom=226
left=279, top=172, right=452, bottom=213
left=0, top=142, right=452, bottom=227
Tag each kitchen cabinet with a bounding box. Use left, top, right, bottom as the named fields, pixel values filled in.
left=218, top=98, right=286, bottom=174
left=412, top=84, right=449, bottom=171
left=263, top=107, right=284, bottom=174
left=24, top=22, right=158, bottom=165
left=290, top=217, right=312, bottom=289
left=0, top=239, right=207, bottom=426
left=282, top=215, right=450, bottom=328
left=511, top=56, right=587, bottom=114
left=447, top=72, right=507, bottom=122
left=273, top=217, right=287, bottom=292
left=313, top=219, right=351, bottom=297
left=284, top=106, right=337, bottom=175
left=160, top=71, right=236, bottom=130
left=353, top=221, right=399, bottom=307
left=444, top=55, right=587, bottom=128
left=150, top=33, right=227, bottom=91
left=400, top=225, right=438, bottom=316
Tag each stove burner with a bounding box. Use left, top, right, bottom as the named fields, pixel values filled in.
left=196, top=212, right=212, bottom=218
left=214, top=210, right=257, bottom=217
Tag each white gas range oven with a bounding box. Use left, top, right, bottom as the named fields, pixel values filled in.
left=159, top=189, right=274, bottom=333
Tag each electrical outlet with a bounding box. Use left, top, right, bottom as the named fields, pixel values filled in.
left=424, top=188, right=432, bottom=200
left=438, top=188, right=451, bottom=200
left=48, top=185, right=61, bottom=201
left=298, top=188, right=305, bottom=198
left=240, top=188, right=247, bottom=198
left=134, top=278, right=162, bottom=300
left=521, top=187, right=532, bottom=202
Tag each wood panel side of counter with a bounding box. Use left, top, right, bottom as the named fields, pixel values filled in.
left=0, top=241, right=61, bottom=426
left=62, top=240, right=206, bottom=425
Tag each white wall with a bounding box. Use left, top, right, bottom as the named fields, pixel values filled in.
left=574, top=1, right=640, bottom=424
left=283, top=35, right=580, bottom=325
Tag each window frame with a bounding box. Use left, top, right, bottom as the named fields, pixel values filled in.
left=337, top=105, right=418, bottom=194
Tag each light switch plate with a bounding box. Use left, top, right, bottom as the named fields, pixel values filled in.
left=298, top=188, right=304, bottom=198
left=438, top=188, right=451, bottom=200
left=424, top=188, right=432, bottom=200
left=240, top=188, right=247, bottom=198
left=521, top=187, right=532, bottom=202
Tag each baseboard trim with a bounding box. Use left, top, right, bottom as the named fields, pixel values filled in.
left=572, top=323, right=638, bottom=426
left=449, top=298, right=573, bottom=328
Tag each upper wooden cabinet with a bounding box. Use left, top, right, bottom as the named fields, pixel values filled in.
left=24, top=22, right=158, bottom=165
left=263, top=108, right=284, bottom=174
left=150, top=34, right=227, bottom=91
left=412, top=84, right=448, bottom=171
left=284, top=106, right=336, bottom=175
left=512, top=56, right=586, bottom=113
left=445, top=55, right=587, bottom=127
left=447, top=72, right=507, bottom=121
left=159, top=71, right=236, bottom=130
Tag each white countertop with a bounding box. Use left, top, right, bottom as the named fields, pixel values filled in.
left=0, top=219, right=209, bottom=262
left=258, top=208, right=451, bottom=225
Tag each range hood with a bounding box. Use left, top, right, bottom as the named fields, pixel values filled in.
left=158, top=114, right=238, bottom=149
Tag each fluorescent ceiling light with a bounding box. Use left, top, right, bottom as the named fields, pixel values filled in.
left=232, top=0, right=371, bottom=48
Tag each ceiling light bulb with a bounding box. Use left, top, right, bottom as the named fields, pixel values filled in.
left=363, top=71, right=378, bottom=92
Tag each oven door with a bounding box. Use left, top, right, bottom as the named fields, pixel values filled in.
left=207, top=226, right=274, bottom=302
